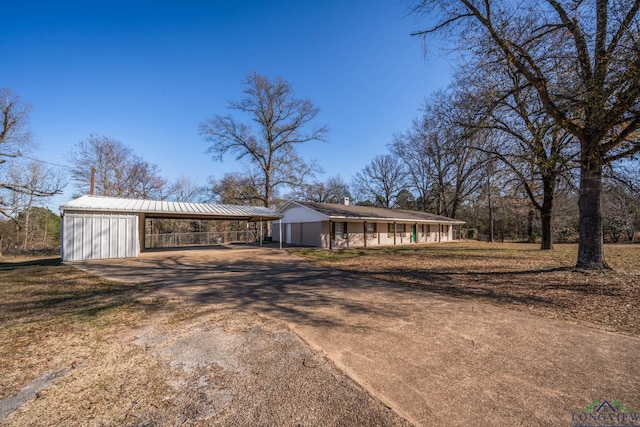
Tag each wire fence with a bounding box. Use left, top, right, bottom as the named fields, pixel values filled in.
left=145, top=230, right=260, bottom=248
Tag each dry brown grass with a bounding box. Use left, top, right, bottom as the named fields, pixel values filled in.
left=0, top=258, right=173, bottom=423
left=297, top=242, right=640, bottom=337
left=0, top=257, right=408, bottom=426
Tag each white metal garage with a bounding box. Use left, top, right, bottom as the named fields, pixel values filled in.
left=60, top=195, right=282, bottom=261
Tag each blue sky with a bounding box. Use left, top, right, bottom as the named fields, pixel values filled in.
left=1, top=0, right=453, bottom=209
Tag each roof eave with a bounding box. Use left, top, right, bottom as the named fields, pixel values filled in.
left=325, top=215, right=465, bottom=224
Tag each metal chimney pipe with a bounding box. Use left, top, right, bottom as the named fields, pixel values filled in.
left=90, top=166, right=95, bottom=195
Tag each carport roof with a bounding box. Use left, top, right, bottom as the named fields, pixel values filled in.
left=60, top=195, right=282, bottom=221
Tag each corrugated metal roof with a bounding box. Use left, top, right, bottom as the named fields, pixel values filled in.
left=60, top=195, right=282, bottom=221
left=289, top=201, right=465, bottom=224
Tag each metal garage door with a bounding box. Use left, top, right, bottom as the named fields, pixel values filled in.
left=62, top=213, right=139, bottom=261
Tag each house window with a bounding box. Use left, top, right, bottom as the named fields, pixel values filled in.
left=366, top=222, right=377, bottom=238
left=333, top=222, right=347, bottom=240
left=388, top=223, right=406, bottom=237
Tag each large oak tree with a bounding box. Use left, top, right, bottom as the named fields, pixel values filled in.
left=200, top=72, right=327, bottom=209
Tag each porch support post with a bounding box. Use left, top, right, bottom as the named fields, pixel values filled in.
left=394, top=221, right=397, bottom=246
left=364, top=221, right=367, bottom=248
left=260, top=218, right=263, bottom=246
left=279, top=219, right=282, bottom=249
left=346, top=222, right=349, bottom=247
left=329, top=220, right=333, bottom=250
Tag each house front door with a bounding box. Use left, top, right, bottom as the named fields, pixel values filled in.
left=412, top=224, right=417, bottom=243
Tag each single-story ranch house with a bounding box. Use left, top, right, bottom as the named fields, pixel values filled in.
left=273, top=200, right=465, bottom=249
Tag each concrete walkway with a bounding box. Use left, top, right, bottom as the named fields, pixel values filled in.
left=72, top=247, right=640, bottom=426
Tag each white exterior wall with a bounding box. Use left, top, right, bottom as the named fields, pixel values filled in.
left=62, top=212, right=139, bottom=261
left=281, top=205, right=327, bottom=223
left=441, top=224, right=450, bottom=242
left=428, top=224, right=440, bottom=242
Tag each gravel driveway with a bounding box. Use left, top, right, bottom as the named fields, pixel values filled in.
left=72, top=246, right=640, bottom=426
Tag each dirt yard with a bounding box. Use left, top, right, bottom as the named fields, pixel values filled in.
left=0, top=258, right=408, bottom=426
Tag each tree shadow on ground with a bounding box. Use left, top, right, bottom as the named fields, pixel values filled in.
left=49, top=243, right=640, bottom=335
left=68, top=254, right=416, bottom=330
left=0, top=257, right=62, bottom=270
left=65, top=252, right=590, bottom=331
left=0, top=260, right=166, bottom=327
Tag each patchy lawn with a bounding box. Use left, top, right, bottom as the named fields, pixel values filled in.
left=296, top=242, right=640, bottom=337
left=0, top=257, right=408, bottom=426
left=0, top=258, right=171, bottom=422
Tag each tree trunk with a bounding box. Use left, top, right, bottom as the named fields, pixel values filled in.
left=264, top=172, right=272, bottom=240
left=22, top=192, right=35, bottom=251
left=488, top=196, right=494, bottom=242
left=487, top=176, right=494, bottom=242
left=540, top=211, right=553, bottom=250
left=23, top=209, right=31, bottom=251
left=576, top=150, right=609, bottom=269
left=540, top=178, right=554, bottom=250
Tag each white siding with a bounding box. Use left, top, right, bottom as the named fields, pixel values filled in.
left=281, top=205, right=327, bottom=223
left=285, top=224, right=292, bottom=244
left=62, top=213, right=139, bottom=261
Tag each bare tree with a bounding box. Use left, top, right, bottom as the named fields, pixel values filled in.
left=288, top=175, right=351, bottom=204
left=411, top=0, right=640, bottom=269
left=602, top=159, right=640, bottom=242
left=602, top=183, right=637, bottom=242
left=391, top=128, right=432, bottom=211
left=1, top=88, right=64, bottom=219
left=67, top=134, right=166, bottom=199
left=205, top=171, right=263, bottom=205
left=128, top=160, right=166, bottom=200
left=352, top=154, right=407, bottom=208
left=200, top=72, right=327, bottom=209
left=165, top=176, right=204, bottom=202
left=7, top=161, right=66, bottom=250
left=392, top=90, right=486, bottom=218
left=0, top=88, right=31, bottom=161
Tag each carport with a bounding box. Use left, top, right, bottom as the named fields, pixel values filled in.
left=60, top=195, right=282, bottom=261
